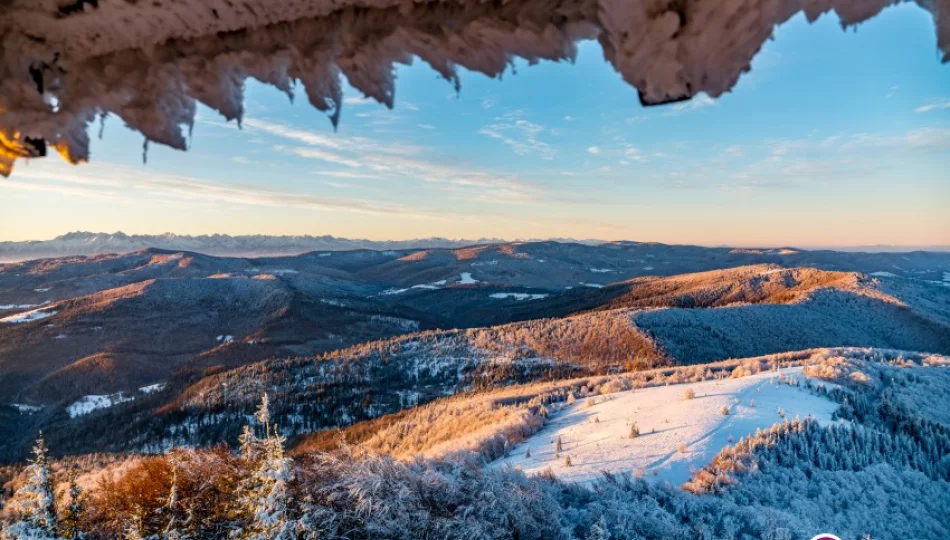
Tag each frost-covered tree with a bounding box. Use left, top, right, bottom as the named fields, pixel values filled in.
left=233, top=394, right=309, bottom=540
left=587, top=516, right=611, bottom=540
left=1, top=434, right=61, bottom=540
left=59, top=470, right=85, bottom=539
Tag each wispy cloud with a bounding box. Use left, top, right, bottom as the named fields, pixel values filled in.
left=587, top=146, right=601, bottom=155
left=13, top=163, right=436, bottom=218
left=248, top=118, right=543, bottom=202
left=666, top=94, right=718, bottom=115
left=479, top=112, right=555, bottom=159
left=914, top=100, right=950, bottom=113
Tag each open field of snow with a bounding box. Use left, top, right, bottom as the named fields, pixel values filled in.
left=493, top=368, right=839, bottom=485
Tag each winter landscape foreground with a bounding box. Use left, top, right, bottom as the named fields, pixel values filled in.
left=0, top=240, right=949, bottom=538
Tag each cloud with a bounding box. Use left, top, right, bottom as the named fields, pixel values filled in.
left=479, top=112, right=555, bottom=159
left=343, top=96, right=376, bottom=106
left=667, top=94, right=718, bottom=115
left=914, top=100, right=950, bottom=113
left=284, top=147, right=363, bottom=168
left=587, top=146, right=601, bottom=155
left=244, top=118, right=543, bottom=202
left=886, top=86, right=899, bottom=99
left=244, top=118, right=423, bottom=156
left=13, top=163, right=437, bottom=218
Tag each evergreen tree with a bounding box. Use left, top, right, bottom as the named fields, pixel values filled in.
left=587, top=516, right=611, bottom=540
left=59, top=470, right=85, bottom=539
left=1, top=434, right=60, bottom=540
left=233, top=394, right=309, bottom=540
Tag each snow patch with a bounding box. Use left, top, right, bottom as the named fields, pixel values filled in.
left=268, top=269, right=299, bottom=275
left=589, top=268, right=614, bottom=273
left=12, top=403, right=42, bottom=414
left=490, top=292, right=549, bottom=301
left=34, top=288, right=51, bottom=292
left=870, top=271, right=898, bottom=278
left=643, top=266, right=655, bottom=271
left=458, top=272, right=479, bottom=284
left=67, top=393, right=135, bottom=418
left=216, top=335, right=234, bottom=344
left=0, top=307, right=57, bottom=324
left=494, top=368, right=838, bottom=485
left=380, top=287, right=409, bottom=295
left=139, top=383, right=167, bottom=394
left=579, top=283, right=603, bottom=289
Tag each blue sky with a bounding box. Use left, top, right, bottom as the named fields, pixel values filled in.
left=3, top=3, right=948, bottom=246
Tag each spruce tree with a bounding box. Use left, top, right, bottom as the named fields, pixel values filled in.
left=1, top=434, right=60, bottom=540
left=59, top=470, right=85, bottom=539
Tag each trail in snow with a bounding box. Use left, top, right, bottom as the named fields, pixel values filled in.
left=493, top=368, right=838, bottom=485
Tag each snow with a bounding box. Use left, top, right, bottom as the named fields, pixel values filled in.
left=411, top=284, right=440, bottom=290
left=590, top=268, right=614, bottom=273
left=216, top=335, right=234, bottom=344
left=579, top=283, right=603, bottom=289
left=269, top=269, right=299, bottom=275
left=54, top=334, right=68, bottom=340
left=458, top=272, right=479, bottom=284
left=67, top=393, right=135, bottom=418
left=943, top=272, right=950, bottom=283
left=139, top=383, right=167, bottom=394
left=0, top=308, right=57, bottom=324
left=493, top=368, right=838, bottom=485
left=318, top=252, right=332, bottom=257
left=0, top=304, right=41, bottom=310
left=380, top=288, right=409, bottom=295
left=871, top=271, right=898, bottom=277
left=12, top=403, right=42, bottom=414
left=643, top=266, right=655, bottom=271
left=490, top=292, right=549, bottom=301
left=33, top=288, right=50, bottom=292
left=432, top=280, right=448, bottom=286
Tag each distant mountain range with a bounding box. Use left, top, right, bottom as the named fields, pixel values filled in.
left=3, top=232, right=948, bottom=262
left=0, top=232, right=516, bottom=261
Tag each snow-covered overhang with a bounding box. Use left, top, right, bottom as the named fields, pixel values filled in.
left=0, top=0, right=946, bottom=177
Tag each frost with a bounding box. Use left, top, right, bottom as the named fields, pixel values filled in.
left=2, top=0, right=944, bottom=176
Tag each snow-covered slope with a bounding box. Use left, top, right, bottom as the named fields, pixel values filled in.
left=493, top=367, right=838, bottom=485
left=2, top=0, right=947, bottom=176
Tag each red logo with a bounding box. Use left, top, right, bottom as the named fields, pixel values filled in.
left=810, top=535, right=842, bottom=540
